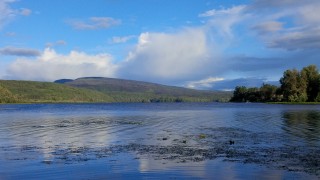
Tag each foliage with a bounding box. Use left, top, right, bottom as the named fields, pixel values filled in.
left=0, top=78, right=232, bottom=104
left=0, top=80, right=114, bottom=103
left=280, top=69, right=307, bottom=102
left=230, top=84, right=279, bottom=102
left=231, top=65, right=320, bottom=103
left=301, top=65, right=320, bottom=102
left=0, top=84, right=19, bottom=103
left=61, top=77, right=232, bottom=103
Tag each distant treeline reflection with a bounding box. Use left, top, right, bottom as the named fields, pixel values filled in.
left=282, top=110, right=320, bottom=143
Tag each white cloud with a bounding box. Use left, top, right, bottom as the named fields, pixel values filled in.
left=186, top=77, right=224, bottom=89
left=5, top=0, right=320, bottom=89
left=0, top=1, right=32, bottom=29
left=268, top=28, right=320, bottom=50
left=67, top=17, right=121, bottom=30
left=111, top=35, right=136, bottom=44
left=0, top=0, right=16, bottom=29
left=46, top=40, right=67, bottom=47
left=118, top=27, right=222, bottom=83
left=200, top=5, right=247, bottom=38
left=249, top=0, right=320, bottom=50
left=200, top=1, right=320, bottom=51
left=6, top=48, right=117, bottom=81
left=199, top=5, right=246, bottom=17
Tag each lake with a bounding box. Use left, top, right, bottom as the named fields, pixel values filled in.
left=0, top=103, right=319, bottom=179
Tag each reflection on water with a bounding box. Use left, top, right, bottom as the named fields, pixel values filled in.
left=282, top=110, right=320, bottom=145
left=0, top=103, right=319, bottom=179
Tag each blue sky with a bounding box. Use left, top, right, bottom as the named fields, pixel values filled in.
left=1, top=0, right=320, bottom=90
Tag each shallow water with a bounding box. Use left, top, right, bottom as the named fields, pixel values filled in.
left=0, top=103, right=319, bottom=179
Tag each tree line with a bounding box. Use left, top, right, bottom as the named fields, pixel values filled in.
left=230, top=65, right=320, bottom=102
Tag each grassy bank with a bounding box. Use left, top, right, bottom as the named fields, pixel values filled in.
left=267, top=102, right=320, bottom=105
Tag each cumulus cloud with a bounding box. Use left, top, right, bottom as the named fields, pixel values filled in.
left=117, top=28, right=221, bottom=83
left=67, top=17, right=121, bottom=30
left=6, top=48, right=117, bottom=81
left=0, top=47, right=41, bottom=56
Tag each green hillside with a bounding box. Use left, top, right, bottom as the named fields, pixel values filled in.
left=57, top=77, right=232, bottom=102
left=0, top=80, right=114, bottom=103
left=0, top=85, right=19, bottom=103
left=0, top=78, right=232, bottom=104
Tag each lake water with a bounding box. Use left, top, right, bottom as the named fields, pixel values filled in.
left=0, top=103, right=319, bottom=179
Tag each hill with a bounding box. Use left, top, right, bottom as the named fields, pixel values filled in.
left=56, top=77, right=232, bottom=102
left=0, top=80, right=114, bottom=103
left=0, top=78, right=232, bottom=104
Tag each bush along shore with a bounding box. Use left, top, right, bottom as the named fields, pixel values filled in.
left=230, top=65, right=320, bottom=103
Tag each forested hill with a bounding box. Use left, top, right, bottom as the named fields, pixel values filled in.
left=0, top=80, right=114, bottom=103
left=55, top=77, right=232, bottom=102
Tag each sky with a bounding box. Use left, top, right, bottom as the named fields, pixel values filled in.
left=1, top=0, right=320, bottom=91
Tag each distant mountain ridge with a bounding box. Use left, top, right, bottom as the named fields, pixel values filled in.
left=55, top=77, right=232, bottom=102
left=0, top=78, right=231, bottom=104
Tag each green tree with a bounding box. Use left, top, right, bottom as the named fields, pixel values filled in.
left=246, top=87, right=260, bottom=102
left=260, top=83, right=278, bottom=102
left=280, top=69, right=307, bottom=102
left=301, top=65, right=320, bottom=102
left=231, top=86, right=248, bottom=102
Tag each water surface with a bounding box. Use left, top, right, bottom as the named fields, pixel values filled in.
left=0, top=103, right=319, bottom=179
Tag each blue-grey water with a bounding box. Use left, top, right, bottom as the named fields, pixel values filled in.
left=0, top=103, right=319, bottom=179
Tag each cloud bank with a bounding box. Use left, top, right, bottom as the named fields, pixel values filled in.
left=117, top=28, right=221, bottom=83
left=248, top=0, right=320, bottom=50
left=6, top=48, right=117, bottom=81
